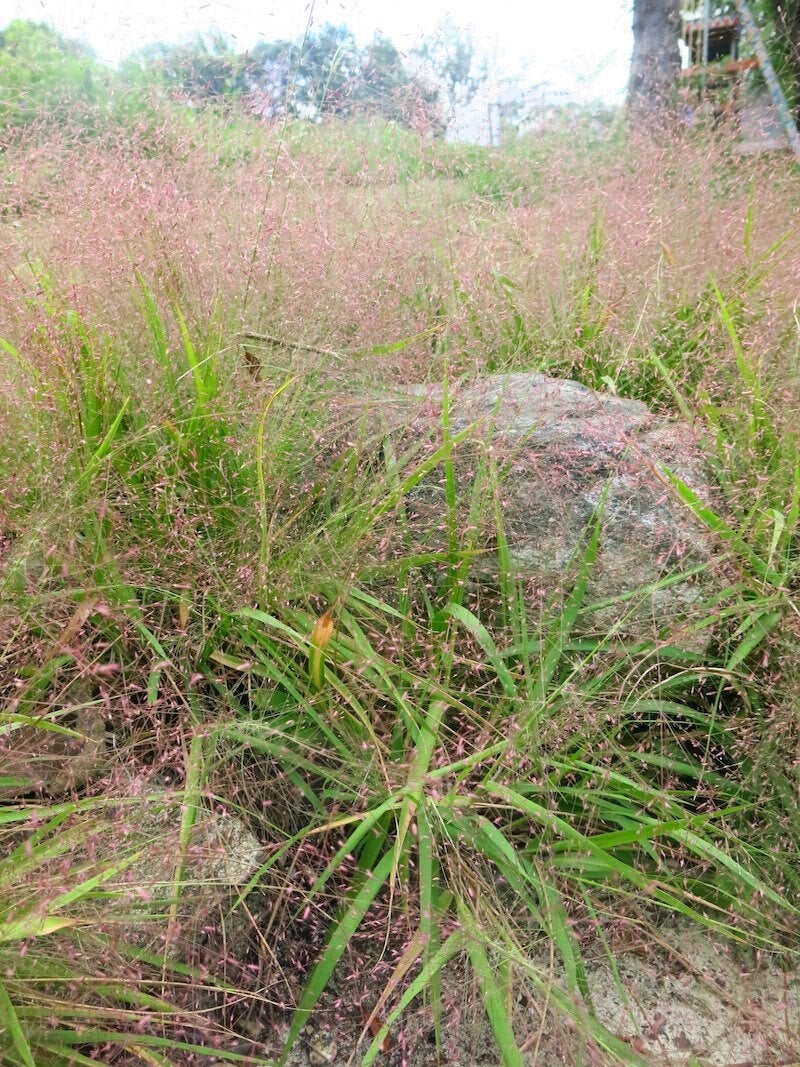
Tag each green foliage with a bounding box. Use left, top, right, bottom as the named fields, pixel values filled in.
left=3, top=256, right=799, bottom=1058
left=1, top=101, right=800, bottom=1063
left=750, top=0, right=800, bottom=113
left=0, top=18, right=441, bottom=136
left=0, top=792, right=270, bottom=1065
left=283, top=117, right=532, bottom=200
left=0, top=20, right=106, bottom=129
left=360, top=34, right=436, bottom=123
left=117, top=22, right=441, bottom=128
left=244, top=23, right=441, bottom=127
left=122, top=34, right=248, bottom=99
left=289, top=23, right=361, bottom=117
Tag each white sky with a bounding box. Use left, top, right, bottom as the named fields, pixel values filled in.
left=2, top=0, right=634, bottom=106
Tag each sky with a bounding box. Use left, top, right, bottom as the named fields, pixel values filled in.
left=1, top=0, right=635, bottom=115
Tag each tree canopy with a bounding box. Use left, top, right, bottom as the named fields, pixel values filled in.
left=0, top=18, right=446, bottom=135
left=12, top=8, right=798, bottom=142
left=414, top=21, right=488, bottom=123
left=122, top=23, right=442, bottom=129
left=0, top=19, right=105, bottom=128
left=122, top=35, right=248, bottom=100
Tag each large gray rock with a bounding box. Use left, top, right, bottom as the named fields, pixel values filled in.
left=104, top=789, right=265, bottom=959
left=365, top=373, right=715, bottom=636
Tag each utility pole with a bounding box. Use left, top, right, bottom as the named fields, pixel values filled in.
left=700, top=0, right=711, bottom=92
left=487, top=101, right=503, bottom=148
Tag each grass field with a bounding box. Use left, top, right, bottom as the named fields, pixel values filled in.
left=1, top=105, right=799, bottom=1065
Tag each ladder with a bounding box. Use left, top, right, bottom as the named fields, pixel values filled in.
left=735, top=0, right=800, bottom=161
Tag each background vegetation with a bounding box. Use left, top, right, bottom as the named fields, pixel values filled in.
left=0, top=14, right=799, bottom=1066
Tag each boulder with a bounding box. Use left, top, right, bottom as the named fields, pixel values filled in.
left=362, top=372, right=715, bottom=636
left=104, top=789, right=265, bottom=959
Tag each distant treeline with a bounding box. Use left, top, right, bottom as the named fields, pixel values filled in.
left=0, top=19, right=479, bottom=135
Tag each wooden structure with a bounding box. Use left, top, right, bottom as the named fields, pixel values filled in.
left=678, top=0, right=800, bottom=160
left=681, top=12, right=758, bottom=78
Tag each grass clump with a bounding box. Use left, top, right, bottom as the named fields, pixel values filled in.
left=0, top=99, right=799, bottom=1065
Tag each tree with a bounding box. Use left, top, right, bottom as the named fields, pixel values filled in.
left=245, top=24, right=441, bottom=129
left=122, top=35, right=247, bottom=101
left=626, top=1, right=800, bottom=121
left=0, top=20, right=104, bottom=129
left=243, top=39, right=293, bottom=119
left=295, top=24, right=360, bottom=116
left=627, top=0, right=682, bottom=114
left=244, top=25, right=360, bottom=119
left=415, top=21, right=488, bottom=124
left=356, top=34, right=442, bottom=128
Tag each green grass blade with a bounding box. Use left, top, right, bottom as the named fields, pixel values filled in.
left=361, top=930, right=464, bottom=1067
left=441, top=604, right=517, bottom=697
left=0, top=982, right=35, bottom=1067
left=165, top=732, right=205, bottom=947
left=458, top=902, right=524, bottom=1067
left=662, top=467, right=784, bottom=585
left=282, top=847, right=396, bottom=1061
left=256, top=375, right=299, bottom=581
left=174, top=304, right=214, bottom=407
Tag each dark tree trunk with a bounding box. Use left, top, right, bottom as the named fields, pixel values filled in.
left=627, top=0, right=682, bottom=114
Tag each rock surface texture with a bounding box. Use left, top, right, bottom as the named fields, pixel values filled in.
left=370, top=373, right=715, bottom=635
left=271, top=920, right=798, bottom=1066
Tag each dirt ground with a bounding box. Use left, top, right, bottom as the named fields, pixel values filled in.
left=257, top=920, right=799, bottom=1067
